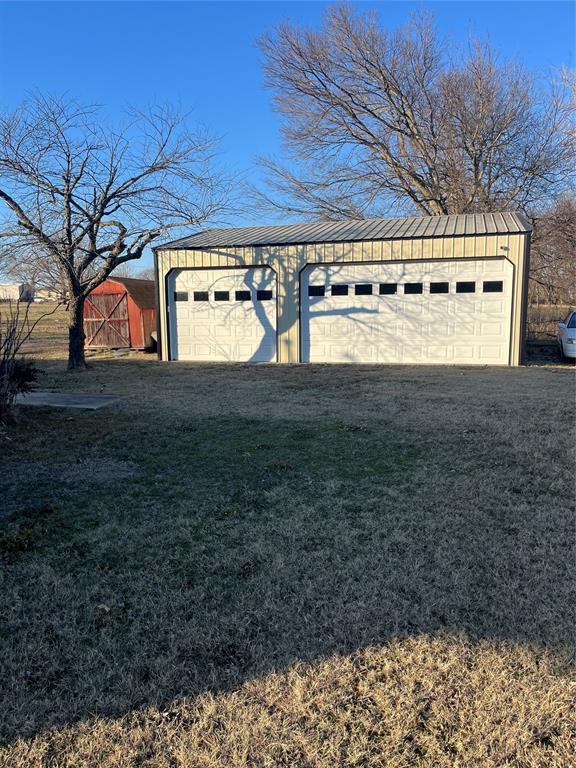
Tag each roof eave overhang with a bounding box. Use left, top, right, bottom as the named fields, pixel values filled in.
left=155, top=229, right=532, bottom=253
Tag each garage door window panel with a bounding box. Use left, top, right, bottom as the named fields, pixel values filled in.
left=430, top=282, right=449, bottom=294
left=214, top=291, right=230, bottom=301
left=308, top=285, right=325, bottom=297
left=355, top=284, right=373, bottom=296
left=235, top=290, right=251, bottom=301
left=456, top=282, right=476, bottom=293
left=193, top=291, right=209, bottom=302
left=174, top=291, right=188, bottom=301
left=257, top=290, right=273, bottom=301
left=331, top=284, right=349, bottom=296
left=379, top=283, right=397, bottom=295
left=404, top=283, right=423, bottom=295
left=483, top=281, right=503, bottom=293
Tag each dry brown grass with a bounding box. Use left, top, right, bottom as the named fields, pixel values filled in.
left=0, top=305, right=574, bottom=767
left=5, top=640, right=574, bottom=768
left=17, top=301, right=70, bottom=357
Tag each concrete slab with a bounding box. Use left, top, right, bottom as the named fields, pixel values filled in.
left=16, top=392, right=122, bottom=410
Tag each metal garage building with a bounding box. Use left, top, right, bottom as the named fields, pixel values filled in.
left=154, top=212, right=531, bottom=366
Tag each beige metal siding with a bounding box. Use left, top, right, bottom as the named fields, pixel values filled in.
left=156, top=232, right=529, bottom=365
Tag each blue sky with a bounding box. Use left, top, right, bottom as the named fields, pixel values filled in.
left=0, top=1, right=573, bottom=268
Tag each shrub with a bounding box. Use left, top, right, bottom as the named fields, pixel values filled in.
left=0, top=302, right=42, bottom=420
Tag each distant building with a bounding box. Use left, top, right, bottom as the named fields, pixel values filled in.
left=34, top=287, right=67, bottom=302
left=0, top=283, right=34, bottom=302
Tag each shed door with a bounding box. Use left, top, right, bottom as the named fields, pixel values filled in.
left=301, top=258, right=513, bottom=365
left=167, top=267, right=277, bottom=362
left=84, top=292, right=130, bottom=348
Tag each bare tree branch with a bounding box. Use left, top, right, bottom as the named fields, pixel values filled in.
left=529, top=197, right=576, bottom=305
left=254, top=3, right=575, bottom=220
left=0, top=95, right=235, bottom=368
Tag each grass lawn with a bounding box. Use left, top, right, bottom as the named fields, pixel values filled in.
left=0, top=303, right=574, bottom=767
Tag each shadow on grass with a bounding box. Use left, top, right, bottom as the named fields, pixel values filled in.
left=0, top=360, right=574, bottom=746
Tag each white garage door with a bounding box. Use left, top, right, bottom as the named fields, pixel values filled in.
left=301, top=258, right=513, bottom=365
left=167, top=267, right=277, bottom=362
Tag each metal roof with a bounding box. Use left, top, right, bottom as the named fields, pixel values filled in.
left=107, top=277, right=156, bottom=309
left=156, top=212, right=531, bottom=251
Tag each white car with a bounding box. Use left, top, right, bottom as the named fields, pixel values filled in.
left=558, top=310, right=576, bottom=361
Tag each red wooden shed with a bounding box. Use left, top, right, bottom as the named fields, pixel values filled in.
left=84, top=277, right=157, bottom=350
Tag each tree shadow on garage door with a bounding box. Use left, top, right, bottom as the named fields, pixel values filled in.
left=167, top=249, right=389, bottom=364
left=242, top=261, right=374, bottom=364
left=1, top=370, right=573, bottom=746
left=300, top=261, right=515, bottom=364
left=300, top=263, right=387, bottom=363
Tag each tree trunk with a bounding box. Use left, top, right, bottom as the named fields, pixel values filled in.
left=67, top=294, right=87, bottom=369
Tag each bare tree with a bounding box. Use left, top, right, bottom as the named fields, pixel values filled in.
left=256, top=3, right=574, bottom=219
left=135, top=267, right=156, bottom=282
left=108, top=263, right=155, bottom=281
left=529, top=197, right=576, bottom=305
left=109, top=262, right=141, bottom=279
left=0, top=95, right=232, bottom=368
left=2, top=243, right=69, bottom=299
